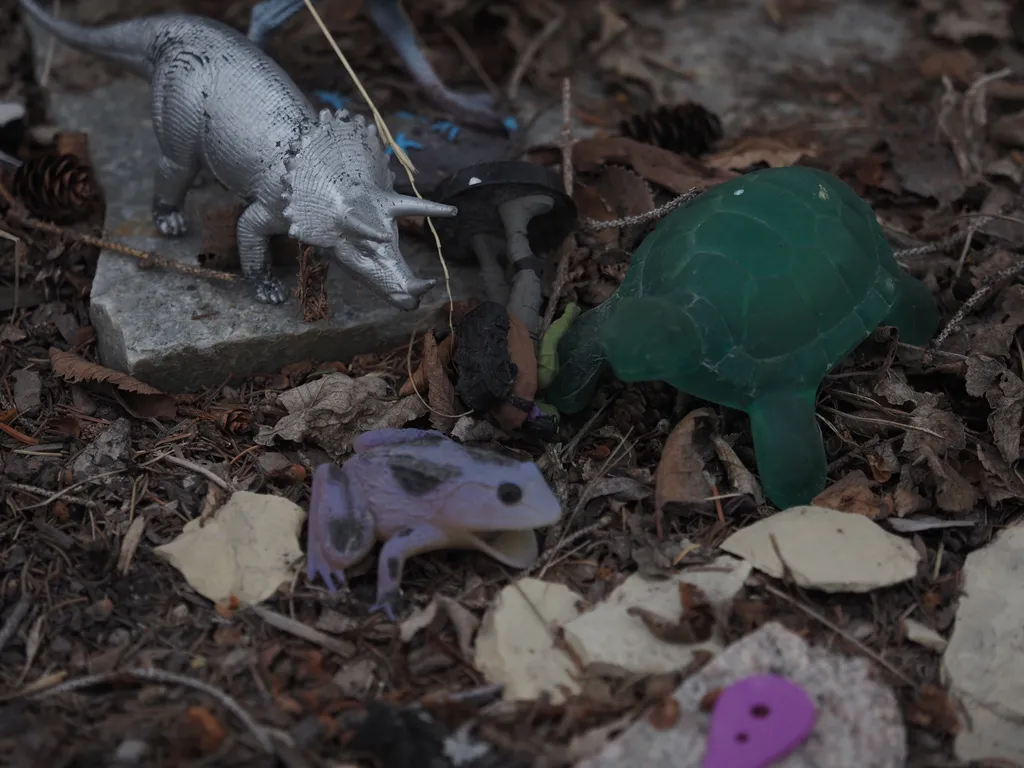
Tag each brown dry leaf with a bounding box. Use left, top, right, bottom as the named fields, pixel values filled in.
left=902, top=402, right=967, bottom=458
left=573, top=182, right=619, bottom=246
left=921, top=448, right=980, bottom=514
left=115, top=389, right=178, bottom=422
left=492, top=313, right=538, bottom=431
left=811, top=470, right=894, bottom=519
left=400, top=332, right=452, bottom=398
left=49, top=347, right=163, bottom=395
left=905, top=684, right=961, bottom=734
left=710, top=433, right=764, bottom=507
left=182, top=706, right=227, bottom=753
left=423, top=331, right=459, bottom=434
left=654, top=408, right=717, bottom=532
left=593, top=165, right=655, bottom=247
left=706, top=136, right=816, bottom=171
left=918, top=48, right=978, bottom=84
left=964, top=354, right=1024, bottom=464
left=573, top=136, right=734, bottom=195
left=976, top=441, right=1024, bottom=504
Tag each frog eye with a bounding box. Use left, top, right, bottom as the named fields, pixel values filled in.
left=497, top=482, right=522, bottom=504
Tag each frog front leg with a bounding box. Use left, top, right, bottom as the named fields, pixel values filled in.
left=307, top=463, right=377, bottom=592
left=371, top=523, right=453, bottom=620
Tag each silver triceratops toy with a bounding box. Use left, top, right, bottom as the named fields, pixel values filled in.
left=18, top=0, right=456, bottom=309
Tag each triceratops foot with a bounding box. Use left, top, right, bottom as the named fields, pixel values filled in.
left=153, top=205, right=188, bottom=237
left=251, top=274, right=287, bottom=305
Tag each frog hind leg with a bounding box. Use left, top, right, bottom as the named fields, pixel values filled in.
left=372, top=523, right=452, bottom=620
left=881, top=265, right=939, bottom=347
left=600, top=296, right=702, bottom=386
left=747, top=388, right=827, bottom=509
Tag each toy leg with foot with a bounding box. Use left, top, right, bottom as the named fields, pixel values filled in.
left=499, top=194, right=553, bottom=339
left=747, top=388, right=825, bottom=509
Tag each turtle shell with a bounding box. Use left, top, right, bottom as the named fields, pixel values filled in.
left=599, top=166, right=937, bottom=410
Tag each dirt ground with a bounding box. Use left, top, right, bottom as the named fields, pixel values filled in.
left=3, top=0, right=1024, bottom=766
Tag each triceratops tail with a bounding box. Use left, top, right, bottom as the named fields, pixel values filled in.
left=18, top=0, right=158, bottom=79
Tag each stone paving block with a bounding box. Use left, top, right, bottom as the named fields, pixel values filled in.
left=576, top=622, right=906, bottom=768
left=40, top=75, right=483, bottom=392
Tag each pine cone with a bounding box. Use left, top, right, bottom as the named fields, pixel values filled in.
left=11, top=153, right=100, bottom=223
left=620, top=103, right=724, bottom=157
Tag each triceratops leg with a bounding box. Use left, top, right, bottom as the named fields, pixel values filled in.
left=364, top=0, right=503, bottom=130
left=152, top=155, right=199, bottom=237
left=236, top=202, right=287, bottom=305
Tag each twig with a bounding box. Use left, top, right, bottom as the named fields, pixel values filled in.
left=248, top=604, right=355, bottom=657
left=11, top=469, right=126, bottom=511
left=10, top=212, right=240, bottom=282
left=538, top=427, right=634, bottom=579
left=506, top=11, right=566, bottom=102
left=8, top=482, right=97, bottom=508
left=0, top=593, right=32, bottom=656
left=928, top=259, right=1024, bottom=355
left=440, top=22, right=501, bottom=102
left=582, top=189, right=700, bottom=232
left=891, top=228, right=976, bottom=261
left=22, top=667, right=274, bottom=752
left=540, top=78, right=576, bottom=334
left=156, top=453, right=236, bottom=492
left=39, top=0, right=59, bottom=87
left=760, top=581, right=915, bottom=687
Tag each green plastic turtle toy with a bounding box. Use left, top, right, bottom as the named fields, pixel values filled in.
left=544, top=165, right=938, bottom=509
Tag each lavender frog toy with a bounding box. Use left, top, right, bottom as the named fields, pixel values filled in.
left=19, top=0, right=456, bottom=308
left=307, top=428, right=562, bottom=618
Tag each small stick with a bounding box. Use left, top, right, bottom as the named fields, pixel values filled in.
left=10, top=212, right=240, bottom=283
left=540, top=78, right=576, bottom=334
left=156, top=453, right=236, bottom=493
left=248, top=604, right=356, bottom=657
left=760, top=581, right=915, bottom=687
left=21, top=667, right=274, bottom=752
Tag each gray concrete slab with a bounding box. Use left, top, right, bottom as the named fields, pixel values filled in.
left=39, top=75, right=483, bottom=392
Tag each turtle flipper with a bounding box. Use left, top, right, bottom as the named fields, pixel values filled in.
left=601, top=296, right=702, bottom=385
left=882, top=270, right=939, bottom=347
left=747, top=388, right=826, bottom=509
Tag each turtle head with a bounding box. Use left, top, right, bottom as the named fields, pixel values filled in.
left=601, top=296, right=701, bottom=385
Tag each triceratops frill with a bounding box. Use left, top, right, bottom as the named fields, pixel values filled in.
left=282, top=108, right=453, bottom=310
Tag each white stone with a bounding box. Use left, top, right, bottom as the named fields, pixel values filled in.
left=563, top=556, right=751, bottom=677
left=903, top=618, right=947, bottom=653
left=154, top=491, right=305, bottom=604
left=576, top=622, right=906, bottom=768
left=473, top=578, right=583, bottom=703
left=943, top=522, right=1024, bottom=763
left=720, top=506, right=920, bottom=592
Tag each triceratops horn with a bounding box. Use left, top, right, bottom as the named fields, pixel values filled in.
left=343, top=216, right=391, bottom=243
left=387, top=195, right=458, bottom=219
left=407, top=277, right=437, bottom=297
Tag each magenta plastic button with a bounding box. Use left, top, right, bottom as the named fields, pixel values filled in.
left=702, top=674, right=816, bottom=768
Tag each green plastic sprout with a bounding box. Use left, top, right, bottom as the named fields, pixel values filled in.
left=545, top=166, right=938, bottom=509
